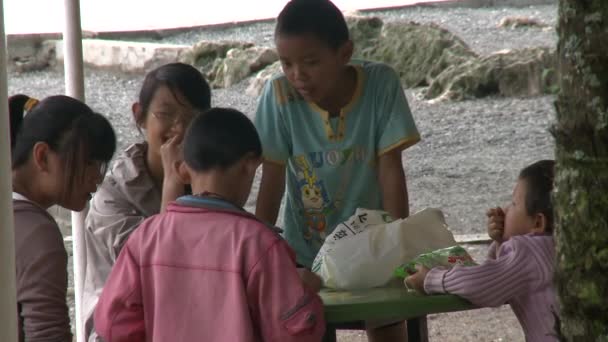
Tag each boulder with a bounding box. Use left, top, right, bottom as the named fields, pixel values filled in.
left=498, top=16, right=549, bottom=29
left=246, top=60, right=283, bottom=97
left=12, top=40, right=57, bottom=72
left=346, top=15, right=384, bottom=57
left=180, top=40, right=254, bottom=81
left=56, top=39, right=190, bottom=73
left=213, top=47, right=279, bottom=88
left=424, top=47, right=557, bottom=102
left=7, top=34, right=59, bottom=72
left=359, top=21, right=478, bottom=87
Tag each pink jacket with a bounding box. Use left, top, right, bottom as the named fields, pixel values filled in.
left=94, top=196, right=325, bottom=342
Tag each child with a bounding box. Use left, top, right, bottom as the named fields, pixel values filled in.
left=9, top=94, right=116, bottom=341
left=94, top=108, right=326, bottom=342
left=406, top=160, right=557, bottom=342
left=81, top=62, right=211, bottom=341
left=254, top=0, right=419, bottom=340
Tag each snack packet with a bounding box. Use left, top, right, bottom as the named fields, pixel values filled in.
left=394, top=245, right=476, bottom=278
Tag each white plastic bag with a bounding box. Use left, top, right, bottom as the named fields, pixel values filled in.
left=312, top=208, right=457, bottom=290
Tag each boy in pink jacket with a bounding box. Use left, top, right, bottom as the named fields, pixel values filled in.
left=94, top=107, right=325, bottom=342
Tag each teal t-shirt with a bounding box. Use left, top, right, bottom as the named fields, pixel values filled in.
left=254, top=61, right=420, bottom=267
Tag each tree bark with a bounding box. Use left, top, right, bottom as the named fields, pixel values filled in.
left=554, top=0, right=608, bottom=340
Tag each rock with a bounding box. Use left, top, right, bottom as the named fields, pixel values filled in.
left=8, top=36, right=58, bottom=72
left=424, top=47, right=557, bottom=101
left=13, top=40, right=57, bottom=72
left=359, top=21, right=478, bottom=87
left=497, top=48, right=557, bottom=97
left=250, top=48, right=279, bottom=73
left=498, top=16, right=549, bottom=29
left=246, top=61, right=282, bottom=97
left=56, top=39, right=190, bottom=73
left=142, top=45, right=192, bottom=72
left=346, top=15, right=384, bottom=57
left=181, top=40, right=254, bottom=65
left=213, top=47, right=279, bottom=88
left=180, top=40, right=254, bottom=81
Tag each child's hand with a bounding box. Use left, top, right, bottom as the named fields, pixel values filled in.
left=159, top=135, right=187, bottom=212
left=160, top=134, right=185, bottom=186
left=404, top=265, right=430, bottom=294
left=297, top=268, right=323, bottom=293
left=486, top=207, right=505, bottom=243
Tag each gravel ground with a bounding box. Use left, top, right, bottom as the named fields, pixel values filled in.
left=8, top=3, right=557, bottom=341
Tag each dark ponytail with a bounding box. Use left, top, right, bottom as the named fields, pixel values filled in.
left=8, top=94, right=38, bottom=151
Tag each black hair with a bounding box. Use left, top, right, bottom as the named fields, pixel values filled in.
left=519, top=160, right=555, bottom=233
left=9, top=94, right=116, bottom=196
left=275, top=0, right=350, bottom=50
left=184, top=108, right=261, bottom=172
left=136, top=62, right=211, bottom=126
left=8, top=94, right=30, bottom=151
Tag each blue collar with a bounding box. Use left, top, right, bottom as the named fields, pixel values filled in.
left=175, top=195, right=284, bottom=235
left=176, top=195, right=244, bottom=212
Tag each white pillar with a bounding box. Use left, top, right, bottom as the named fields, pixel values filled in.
left=0, top=1, right=19, bottom=341
left=64, top=0, right=85, bottom=101
left=63, top=1, right=87, bottom=341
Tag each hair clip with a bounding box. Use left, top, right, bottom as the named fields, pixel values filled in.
left=24, top=97, right=39, bottom=112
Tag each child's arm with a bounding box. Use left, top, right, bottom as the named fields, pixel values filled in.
left=94, top=243, right=145, bottom=342
left=487, top=207, right=505, bottom=244
left=373, top=65, right=420, bottom=219
left=247, top=239, right=325, bottom=341
left=256, top=161, right=286, bottom=225
left=378, top=149, right=409, bottom=219
left=253, top=80, right=291, bottom=225
left=486, top=207, right=505, bottom=259
left=410, top=238, right=546, bottom=307
left=297, top=268, right=323, bottom=292
left=160, top=134, right=186, bottom=212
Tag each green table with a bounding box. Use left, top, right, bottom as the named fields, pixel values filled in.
left=321, top=287, right=474, bottom=323
left=320, top=287, right=476, bottom=342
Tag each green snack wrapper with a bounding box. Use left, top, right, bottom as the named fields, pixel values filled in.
left=394, top=245, right=476, bottom=278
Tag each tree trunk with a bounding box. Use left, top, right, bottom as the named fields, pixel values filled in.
left=554, top=0, right=608, bottom=340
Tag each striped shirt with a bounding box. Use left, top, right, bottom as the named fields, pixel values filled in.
left=425, top=233, right=557, bottom=342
